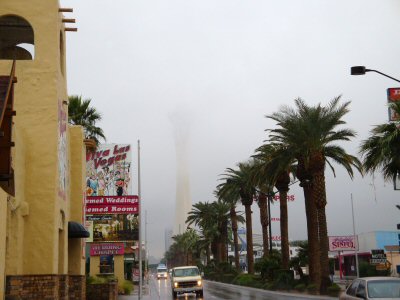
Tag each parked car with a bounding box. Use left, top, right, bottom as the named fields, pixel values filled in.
left=170, top=266, right=203, bottom=298
left=339, top=277, right=400, bottom=299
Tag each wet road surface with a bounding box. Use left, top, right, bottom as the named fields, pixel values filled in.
left=142, top=275, right=336, bottom=300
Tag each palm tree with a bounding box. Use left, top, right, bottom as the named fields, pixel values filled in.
left=219, top=161, right=256, bottom=274
left=267, top=96, right=362, bottom=293
left=360, top=101, right=400, bottom=183
left=215, top=186, right=245, bottom=270
left=68, top=95, right=106, bottom=144
left=171, top=229, right=199, bottom=265
left=247, top=158, right=273, bottom=259
left=186, top=201, right=232, bottom=264
left=253, top=144, right=295, bottom=269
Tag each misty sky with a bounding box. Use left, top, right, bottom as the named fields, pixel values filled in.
left=61, top=0, right=400, bottom=259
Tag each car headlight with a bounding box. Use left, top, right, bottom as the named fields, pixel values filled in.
left=174, top=282, right=178, bottom=288
left=197, top=280, right=202, bottom=286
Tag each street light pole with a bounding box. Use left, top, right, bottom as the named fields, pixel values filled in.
left=351, top=66, right=400, bottom=83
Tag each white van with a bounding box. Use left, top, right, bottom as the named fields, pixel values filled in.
left=156, top=264, right=168, bottom=279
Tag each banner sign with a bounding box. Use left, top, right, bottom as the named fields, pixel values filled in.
left=85, top=195, right=139, bottom=215
left=88, top=214, right=139, bottom=242
left=86, top=144, right=132, bottom=196
left=387, top=88, right=400, bottom=121
left=329, top=236, right=358, bottom=251
left=370, top=249, right=387, bottom=265
left=90, top=243, right=125, bottom=256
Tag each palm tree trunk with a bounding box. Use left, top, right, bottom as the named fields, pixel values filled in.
left=313, top=172, right=330, bottom=294
left=258, top=193, right=269, bottom=258
left=245, top=204, right=254, bottom=274
left=230, top=206, right=240, bottom=270
left=297, top=160, right=320, bottom=287
left=304, top=184, right=320, bottom=288
left=206, top=245, right=211, bottom=266
left=220, top=220, right=228, bottom=262
left=278, top=189, right=289, bottom=269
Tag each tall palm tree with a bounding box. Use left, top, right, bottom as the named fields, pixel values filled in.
left=219, top=161, right=256, bottom=274
left=248, top=158, right=273, bottom=259
left=360, top=101, right=400, bottom=183
left=215, top=186, right=245, bottom=270
left=68, top=95, right=106, bottom=144
left=172, top=229, right=199, bottom=265
left=267, top=96, right=362, bottom=293
left=186, top=201, right=232, bottom=263
left=253, top=144, right=295, bottom=269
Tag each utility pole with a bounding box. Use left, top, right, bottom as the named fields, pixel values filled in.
left=351, top=193, right=360, bottom=278
left=138, top=140, right=142, bottom=299
left=145, top=210, right=148, bottom=283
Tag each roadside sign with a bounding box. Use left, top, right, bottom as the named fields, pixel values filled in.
left=371, top=258, right=387, bottom=265
left=371, top=249, right=387, bottom=265
left=387, top=88, right=400, bottom=121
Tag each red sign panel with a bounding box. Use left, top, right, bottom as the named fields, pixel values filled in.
left=387, top=88, right=400, bottom=121
left=86, top=195, right=139, bottom=215
left=329, top=236, right=358, bottom=251
left=90, top=243, right=125, bottom=256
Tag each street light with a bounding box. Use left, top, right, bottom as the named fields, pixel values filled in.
left=350, top=66, right=400, bottom=83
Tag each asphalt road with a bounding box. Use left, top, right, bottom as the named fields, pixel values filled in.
left=126, top=275, right=338, bottom=300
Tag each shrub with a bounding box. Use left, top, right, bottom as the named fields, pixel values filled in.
left=327, top=283, right=341, bottom=297
left=294, top=283, right=306, bottom=292
left=263, top=281, right=277, bottom=290
left=86, top=276, right=107, bottom=284
left=232, top=274, right=258, bottom=286
left=307, top=283, right=318, bottom=294
left=254, top=250, right=282, bottom=280
left=221, top=273, right=236, bottom=284
left=121, top=280, right=134, bottom=295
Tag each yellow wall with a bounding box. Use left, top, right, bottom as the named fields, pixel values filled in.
left=114, top=255, right=125, bottom=287
left=90, top=256, right=100, bottom=276
left=0, top=190, right=7, bottom=298
left=68, top=126, right=86, bottom=275
left=0, top=0, right=86, bottom=282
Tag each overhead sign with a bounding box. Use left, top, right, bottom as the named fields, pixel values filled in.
left=329, top=236, right=358, bottom=251
left=85, top=195, right=139, bottom=215
left=387, top=88, right=400, bottom=121
left=90, top=243, right=125, bottom=256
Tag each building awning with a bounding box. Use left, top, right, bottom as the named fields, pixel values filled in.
left=68, top=221, right=90, bottom=238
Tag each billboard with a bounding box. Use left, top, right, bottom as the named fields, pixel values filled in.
left=86, top=214, right=139, bottom=242
left=329, top=236, right=358, bottom=251
left=387, top=88, right=400, bottom=121
left=85, top=195, right=139, bottom=215
left=90, top=243, right=125, bottom=256
left=86, top=144, right=132, bottom=196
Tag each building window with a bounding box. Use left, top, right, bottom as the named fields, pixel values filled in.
left=0, top=15, right=35, bottom=60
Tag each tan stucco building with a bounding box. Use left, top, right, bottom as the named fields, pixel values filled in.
left=0, top=0, right=88, bottom=299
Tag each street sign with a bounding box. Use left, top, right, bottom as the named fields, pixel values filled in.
left=371, top=249, right=387, bottom=265
left=387, top=88, right=400, bottom=121
left=371, top=258, right=387, bottom=265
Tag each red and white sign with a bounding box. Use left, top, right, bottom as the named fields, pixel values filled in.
left=90, top=243, right=125, bottom=256
left=329, top=236, right=358, bottom=251
left=387, top=88, right=400, bottom=121
left=86, top=195, right=139, bottom=215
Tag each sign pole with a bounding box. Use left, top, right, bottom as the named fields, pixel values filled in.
left=351, top=194, right=359, bottom=278
left=138, top=140, right=142, bottom=299
left=339, top=251, right=342, bottom=280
